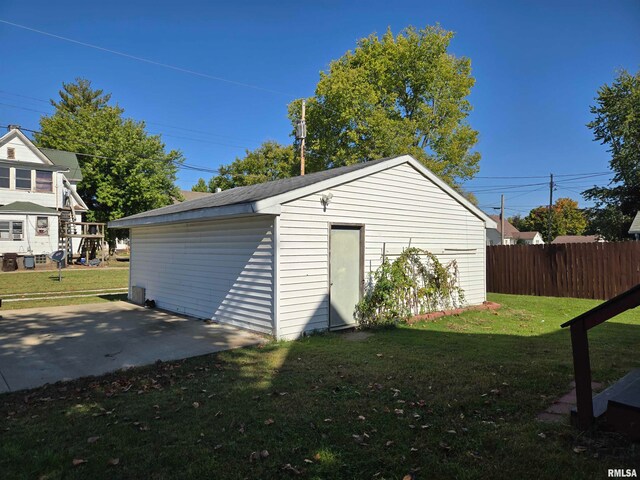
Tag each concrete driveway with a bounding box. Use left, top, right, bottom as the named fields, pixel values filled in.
left=0, top=301, right=265, bottom=393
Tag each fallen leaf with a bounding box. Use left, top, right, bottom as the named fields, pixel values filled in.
left=107, top=458, right=120, bottom=466
left=439, top=442, right=452, bottom=451
left=261, top=450, right=269, bottom=459
left=249, top=451, right=260, bottom=462
left=72, top=459, right=87, bottom=466
left=282, top=463, right=301, bottom=475
left=447, top=430, right=457, bottom=434
left=394, top=409, right=404, bottom=415
left=264, top=418, right=275, bottom=426
left=538, top=432, right=546, bottom=439
left=376, top=353, right=383, bottom=358
left=193, top=402, right=200, bottom=408
left=304, top=458, right=313, bottom=464
left=385, top=440, right=394, bottom=447
left=357, top=415, right=366, bottom=421
left=313, top=453, right=321, bottom=461
left=402, top=474, right=415, bottom=480
left=573, top=446, right=587, bottom=454
left=87, top=436, right=100, bottom=444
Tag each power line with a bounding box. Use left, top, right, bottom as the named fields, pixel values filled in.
left=0, top=90, right=264, bottom=149
left=471, top=181, right=550, bottom=193
left=0, top=102, right=50, bottom=115
left=469, top=171, right=611, bottom=180
left=1, top=124, right=220, bottom=174
left=0, top=19, right=293, bottom=97
left=0, top=90, right=50, bottom=104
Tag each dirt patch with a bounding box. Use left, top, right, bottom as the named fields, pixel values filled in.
left=341, top=331, right=374, bottom=342
left=408, top=301, right=501, bottom=324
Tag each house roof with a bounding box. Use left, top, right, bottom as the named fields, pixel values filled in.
left=109, top=155, right=497, bottom=229
left=487, top=215, right=520, bottom=238
left=174, top=190, right=214, bottom=204
left=516, top=231, right=541, bottom=240
left=629, top=211, right=640, bottom=235
left=0, top=201, right=59, bottom=215
left=551, top=235, right=602, bottom=244
left=0, top=128, right=54, bottom=165
left=40, top=148, right=83, bottom=182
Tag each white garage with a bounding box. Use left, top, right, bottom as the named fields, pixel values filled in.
left=109, top=155, right=496, bottom=339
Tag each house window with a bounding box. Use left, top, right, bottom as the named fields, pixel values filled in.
left=0, top=221, right=23, bottom=241
left=15, top=169, right=31, bottom=190
left=0, top=221, right=8, bottom=240
left=36, top=217, right=49, bottom=236
left=7, top=147, right=15, bottom=159
left=0, top=167, right=9, bottom=189
left=11, top=221, right=22, bottom=240
left=35, top=170, right=53, bottom=192
left=35, top=254, right=47, bottom=264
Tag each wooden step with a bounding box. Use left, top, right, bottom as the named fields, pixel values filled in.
left=591, top=369, right=640, bottom=418
left=587, top=369, right=640, bottom=440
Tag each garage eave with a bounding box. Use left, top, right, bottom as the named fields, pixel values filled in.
left=108, top=203, right=262, bottom=229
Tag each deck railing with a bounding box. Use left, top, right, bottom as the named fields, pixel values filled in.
left=60, top=222, right=105, bottom=238
left=560, top=283, right=640, bottom=429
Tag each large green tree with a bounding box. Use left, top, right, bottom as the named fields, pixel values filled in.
left=520, top=198, right=588, bottom=242
left=191, top=178, right=208, bottom=192
left=288, top=25, right=480, bottom=186
left=201, top=141, right=297, bottom=191
left=583, top=69, right=640, bottom=240
left=34, top=78, right=183, bottom=241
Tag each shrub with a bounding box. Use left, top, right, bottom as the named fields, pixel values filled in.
left=355, top=247, right=465, bottom=328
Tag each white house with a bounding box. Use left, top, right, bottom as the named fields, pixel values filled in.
left=486, top=215, right=544, bottom=245
left=0, top=126, right=88, bottom=267
left=109, top=155, right=496, bottom=339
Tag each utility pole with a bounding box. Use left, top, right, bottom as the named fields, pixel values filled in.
left=547, top=173, right=554, bottom=242
left=500, top=194, right=505, bottom=245
left=295, top=100, right=307, bottom=176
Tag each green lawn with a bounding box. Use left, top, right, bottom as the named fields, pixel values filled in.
left=1, top=294, right=639, bottom=479
left=0, top=267, right=129, bottom=310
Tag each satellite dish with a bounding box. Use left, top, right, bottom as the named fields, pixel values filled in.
left=50, top=250, right=66, bottom=263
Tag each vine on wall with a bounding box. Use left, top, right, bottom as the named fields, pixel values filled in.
left=355, top=247, right=465, bottom=328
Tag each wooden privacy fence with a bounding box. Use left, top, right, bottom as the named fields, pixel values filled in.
left=486, top=242, right=640, bottom=300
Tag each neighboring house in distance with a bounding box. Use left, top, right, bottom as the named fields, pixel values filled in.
left=0, top=125, right=88, bottom=268
left=114, top=190, right=214, bottom=251
left=486, top=215, right=544, bottom=245
left=629, top=211, right=640, bottom=240
left=551, top=235, right=604, bottom=244
left=174, top=190, right=213, bottom=204
left=110, top=154, right=497, bottom=339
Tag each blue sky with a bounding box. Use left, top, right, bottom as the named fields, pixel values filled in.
left=0, top=0, right=638, bottom=216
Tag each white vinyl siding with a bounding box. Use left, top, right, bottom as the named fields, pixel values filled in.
left=277, top=162, right=487, bottom=339
left=129, top=216, right=274, bottom=335
left=0, top=214, right=59, bottom=256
